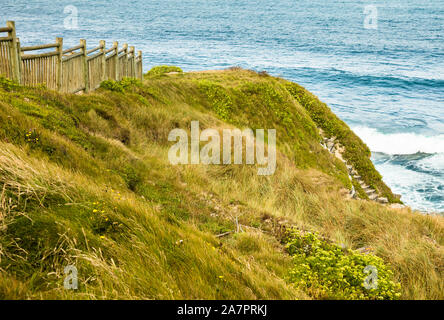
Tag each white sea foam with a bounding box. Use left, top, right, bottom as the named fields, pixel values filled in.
left=356, top=127, right=444, bottom=212
left=417, top=153, right=444, bottom=172
left=375, top=160, right=443, bottom=213
left=353, top=126, right=444, bottom=155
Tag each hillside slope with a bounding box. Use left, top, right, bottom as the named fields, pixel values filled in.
left=0, top=68, right=442, bottom=299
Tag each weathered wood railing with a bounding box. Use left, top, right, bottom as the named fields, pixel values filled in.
left=0, top=21, right=143, bottom=93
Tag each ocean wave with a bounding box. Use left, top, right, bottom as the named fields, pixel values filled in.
left=372, top=152, right=444, bottom=178
left=353, top=126, right=444, bottom=155
left=372, top=156, right=444, bottom=213
left=287, top=66, right=444, bottom=93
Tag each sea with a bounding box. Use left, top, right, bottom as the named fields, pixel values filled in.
left=1, top=0, right=443, bottom=212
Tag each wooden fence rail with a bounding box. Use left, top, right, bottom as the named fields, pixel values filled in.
left=0, top=21, right=143, bottom=93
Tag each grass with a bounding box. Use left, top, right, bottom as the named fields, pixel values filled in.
left=145, top=65, right=183, bottom=78
left=0, top=69, right=442, bottom=300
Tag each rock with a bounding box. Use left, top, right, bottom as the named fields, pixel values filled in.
left=368, top=193, right=378, bottom=201
left=334, top=149, right=344, bottom=161
left=353, top=175, right=361, bottom=179
left=350, top=186, right=356, bottom=198
left=360, top=183, right=369, bottom=189
left=364, top=187, right=374, bottom=194
left=377, top=197, right=389, bottom=204
left=326, top=141, right=334, bottom=150
left=393, top=193, right=402, bottom=201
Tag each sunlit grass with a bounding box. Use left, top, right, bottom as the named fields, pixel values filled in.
left=0, top=70, right=442, bottom=299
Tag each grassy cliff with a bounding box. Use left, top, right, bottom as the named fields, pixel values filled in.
left=0, top=68, right=442, bottom=299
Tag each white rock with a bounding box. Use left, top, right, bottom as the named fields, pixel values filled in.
left=368, top=193, right=378, bottom=200
left=377, top=197, right=389, bottom=204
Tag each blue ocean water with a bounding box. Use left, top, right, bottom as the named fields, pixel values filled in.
left=1, top=0, right=443, bottom=212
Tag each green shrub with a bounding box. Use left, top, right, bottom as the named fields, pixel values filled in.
left=0, top=76, right=19, bottom=91
left=146, top=65, right=183, bottom=77
left=198, top=80, right=233, bottom=121
left=121, top=164, right=143, bottom=192
left=284, top=229, right=401, bottom=300
left=120, top=77, right=142, bottom=88
left=100, top=78, right=142, bottom=93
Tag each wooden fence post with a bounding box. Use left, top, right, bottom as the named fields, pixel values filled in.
left=130, top=46, right=135, bottom=78
left=80, top=39, right=89, bottom=93
left=100, top=40, right=106, bottom=82
left=55, top=37, right=63, bottom=91
left=6, top=21, right=20, bottom=84
left=123, top=43, right=128, bottom=78
left=137, top=50, right=142, bottom=80
left=113, top=41, right=119, bottom=81
left=16, top=38, right=22, bottom=83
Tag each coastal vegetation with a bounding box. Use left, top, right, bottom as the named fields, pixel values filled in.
left=0, top=68, right=442, bottom=299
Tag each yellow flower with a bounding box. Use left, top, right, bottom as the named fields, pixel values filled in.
left=93, top=209, right=98, bottom=213
left=100, top=235, right=105, bottom=239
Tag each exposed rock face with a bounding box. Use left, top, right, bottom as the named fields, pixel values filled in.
left=377, top=197, right=389, bottom=204
left=319, top=129, right=393, bottom=204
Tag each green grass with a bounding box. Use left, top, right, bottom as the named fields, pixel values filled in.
left=145, top=65, right=183, bottom=77
left=0, top=68, right=442, bottom=300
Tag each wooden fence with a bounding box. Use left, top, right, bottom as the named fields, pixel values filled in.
left=0, top=21, right=143, bottom=93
